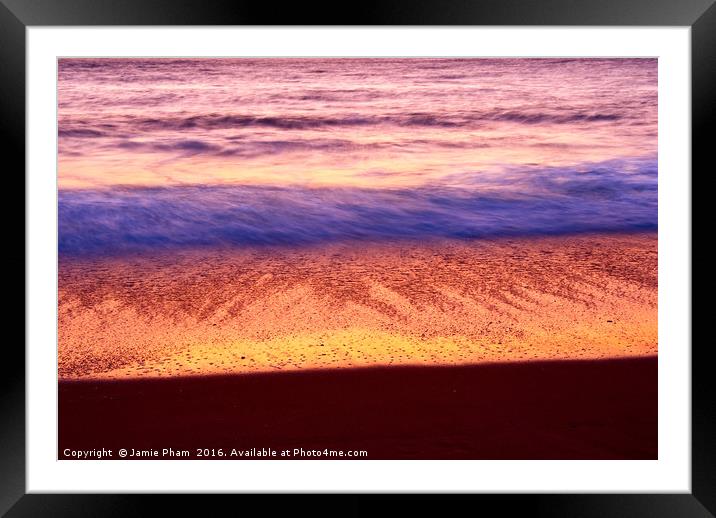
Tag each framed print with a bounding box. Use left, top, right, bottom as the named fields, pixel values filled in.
left=3, top=0, right=711, bottom=514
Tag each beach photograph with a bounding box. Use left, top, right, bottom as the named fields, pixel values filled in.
left=57, top=58, right=657, bottom=460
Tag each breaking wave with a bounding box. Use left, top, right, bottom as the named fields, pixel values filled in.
left=58, top=157, right=657, bottom=256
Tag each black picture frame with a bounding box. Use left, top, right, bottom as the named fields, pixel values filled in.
left=3, top=0, right=710, bottom=515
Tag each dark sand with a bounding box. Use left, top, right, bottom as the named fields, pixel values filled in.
left=59, top=356, right=657, bottom=460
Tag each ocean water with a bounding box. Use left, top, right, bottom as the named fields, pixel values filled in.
left=58, top=58, right=657, bottom=254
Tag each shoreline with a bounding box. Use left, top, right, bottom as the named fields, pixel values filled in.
left=59, top=232, right=657, bottom=381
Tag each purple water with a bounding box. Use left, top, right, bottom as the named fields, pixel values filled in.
left=58, top=58, right=657, bottom=255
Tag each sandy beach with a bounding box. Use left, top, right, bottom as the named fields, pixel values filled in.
left=59, top=232, right=657, bottom=381
left=58, top=232, right=658, bottom=459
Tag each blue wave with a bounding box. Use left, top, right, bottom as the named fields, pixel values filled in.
left=58, top=157, right=657, bottom=256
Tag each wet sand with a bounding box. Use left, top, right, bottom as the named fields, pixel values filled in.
left=59, top=357, right=657, bottom=459
left=59, top=232, right=657, bottom=380
left=58, top=232, right=657, bottom=460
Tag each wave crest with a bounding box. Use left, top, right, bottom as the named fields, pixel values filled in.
left=58, top=157, right=657, bottom=255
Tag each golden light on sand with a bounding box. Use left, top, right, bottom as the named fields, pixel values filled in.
left=58, top=233, right=656, bottom=380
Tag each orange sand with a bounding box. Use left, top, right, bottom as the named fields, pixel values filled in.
left=58, top=233, right=657, bottom=380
